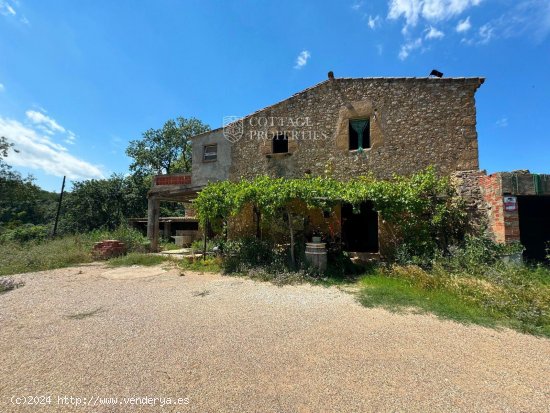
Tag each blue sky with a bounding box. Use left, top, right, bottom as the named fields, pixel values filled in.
left=0, top=0, right=549, bottom=191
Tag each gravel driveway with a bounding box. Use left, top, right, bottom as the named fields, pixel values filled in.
left=1, top=263, right=549, bottom=412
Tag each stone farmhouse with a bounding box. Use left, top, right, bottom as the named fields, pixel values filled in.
left=146, top=74, right=550, bottom=261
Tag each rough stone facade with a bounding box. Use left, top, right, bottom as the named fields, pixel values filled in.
left=227, top=77, right=484, bottom=181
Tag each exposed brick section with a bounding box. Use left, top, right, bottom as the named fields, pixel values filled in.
left=478, top=173, right=504, bottom=242
left=92, top=240, right=126, bottom=260
left=477, top=173, right=524, bottom=243
left=154, top=174, right=192, bottom=186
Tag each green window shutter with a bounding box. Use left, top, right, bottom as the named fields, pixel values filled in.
left=350, top=119, right=369, bottom=150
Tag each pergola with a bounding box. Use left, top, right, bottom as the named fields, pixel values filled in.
left=146, top=173, right=203, bottom=251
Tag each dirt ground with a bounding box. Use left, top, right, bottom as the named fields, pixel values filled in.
left=1, top=263, right=549, bottom=412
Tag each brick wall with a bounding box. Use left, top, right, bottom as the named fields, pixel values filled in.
left=478, top=173, right=520, bottom=243
left=154, top=174, right=192, bottom=186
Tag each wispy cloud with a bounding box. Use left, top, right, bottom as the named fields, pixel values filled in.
left=0, top=0, right=16, bottom=16
left=351, top=1, right=364, bottom=11
left=0, top=116, right=103, bottom=179
left=425, top=26, right=444, bottom=39
left=461, top=0, right=550, bottom=45
left=64, top=131, right=77, bottom=145
left=496, top=117, right=508, bottom=128
left=388, top=0, right=482, bottom=30
left=368, top=15, right=381, bottom=29
left=26, top=110, right=66, bottom=134
left=0, top=83, right=4, bottom=92
left=478, top=23, right=494, bottom=44
left=456, top=16, right=471, bottom=32
left=1, top=1, right=30, bottom=24
left=294, top=50, right=311, bottom=69
left=398, top=37, right=422, bottom=60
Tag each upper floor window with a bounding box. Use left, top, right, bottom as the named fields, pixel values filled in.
left=349, top=119, right=370, bottom=150
left=203, top=144, right=217, bottom=162
left=272, top=133, right=288, bottom=154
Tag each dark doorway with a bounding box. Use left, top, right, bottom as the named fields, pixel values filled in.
left=341, top=202, right=378, bottom=252
left=517, top=196, right=550, bottom=262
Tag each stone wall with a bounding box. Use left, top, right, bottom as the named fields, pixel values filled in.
left=228, top=77, right=483, bottom=181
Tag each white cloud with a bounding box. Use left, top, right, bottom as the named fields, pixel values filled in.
left=25, top=110, right=66, bottom=134
left=425, top=26, right=445, bottom=39
left=461, top=1, right=550, bottom=45
left=398, top=37, right=423, bottom=60
left=0, top=83, right=4, bottom=92
left=64, top=131, right=77, bottom=145
left=351, top=1, right=364, bottom=11
left=294, top=50, right=311, bottom=69
left=0, top=116, right=103, bottom=179
left=478, top=23, right=494, bottom=44
left=0, top=1, right=16, bottom=16
left=456, top=16, right=472, bottom=32
left=388, top=0, right=482, bottom=30
left=496, top=117, right=508, bottom=128
left=368, top=15, right=381, bottom=29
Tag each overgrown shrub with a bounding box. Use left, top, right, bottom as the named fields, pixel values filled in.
left=0, top=224, right=50, bottom=243
left=371, top=237, right=550, bottom=336
left=222, top=237, right=279, bottom=273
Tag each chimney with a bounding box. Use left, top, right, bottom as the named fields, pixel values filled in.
left=328, top=71, right=335, bottom=80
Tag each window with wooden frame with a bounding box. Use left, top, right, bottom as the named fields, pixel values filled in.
left=349, top=119, right=370, bottom=150
left=203, top=144, right=217, bottom=162
left=272, top=133, right=288, bottom=154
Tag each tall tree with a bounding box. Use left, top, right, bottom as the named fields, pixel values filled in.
left=126, top=117, right=210, bottom=176
left=0, top=137, right=57, bottom=227
left=61, top=174, right=151, bottom=232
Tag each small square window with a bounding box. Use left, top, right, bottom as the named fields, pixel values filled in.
left=203, top=144, right=217, bottom=162
left=349, top=119, right=370, bottom=150
left=272, top=133, right=288, bottom=154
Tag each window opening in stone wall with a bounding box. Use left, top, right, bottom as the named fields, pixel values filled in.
left=272, top=133, right=288, bottom=154
left=349, top=119, right=370, bottom=150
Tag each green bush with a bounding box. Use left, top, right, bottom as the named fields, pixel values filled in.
left=222, top=237, right=279, bottom=273
left=0, top=224, right=50, bottom=243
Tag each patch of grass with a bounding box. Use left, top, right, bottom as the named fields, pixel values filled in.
left=357, top=264, right=550, bottom=338
left=0, top=236, right=92, bottom=276
left=66, top=307, right=104, bottom=320
left=160, top=242, right=182, bottom=251
left=0, top=227, right=150, bottom=276
left=179, top=256, right=222, bottom=273
left=107, top=253, right=170, bottom=267
left=358, top=275, right=499, bottom=327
